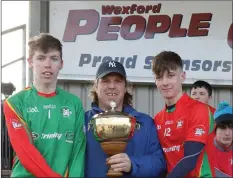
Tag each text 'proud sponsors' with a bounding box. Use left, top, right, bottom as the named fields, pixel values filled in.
left=78, top=54, right=231, bottom=73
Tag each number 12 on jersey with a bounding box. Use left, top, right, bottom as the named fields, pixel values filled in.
left=164, top=128, right=171, bottom=136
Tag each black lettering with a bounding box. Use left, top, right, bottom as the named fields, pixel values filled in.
left=79, top=54, right=91, bottom=66
left=191, top=60, right=201, bottom=71
left=213, top=61, right=222, bottom=71
left=125, top=55, right=137, bottom=68
left=222, top=61, right=232, bottom=72
left=182, top=59, right=190, bottom=70
left=92, top=56, right=101, bottom=67
left=202, top=60, right=212, bottom=71
left=102, top=56, right=113, bottom=63
left=144, top=56, right=153, bottom=69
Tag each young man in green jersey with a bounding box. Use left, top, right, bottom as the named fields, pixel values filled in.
left=3, top=33, right=86, bottom=177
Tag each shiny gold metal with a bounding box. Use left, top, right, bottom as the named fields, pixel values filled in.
left=89, top=101, right=136, bottom=177
left=93, top=112, right=132, bottom=140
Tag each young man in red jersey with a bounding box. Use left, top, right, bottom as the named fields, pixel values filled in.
left=152, top=51, right=215, bottom=178
left=206, top=101, right=232, bottom=177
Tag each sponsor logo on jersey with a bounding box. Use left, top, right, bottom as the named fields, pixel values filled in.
left=165, top=120, right=173, bottom=125
left=27, top=107, right=39, bottom=113
left=194, top=128, right=205, bottom=136
left=43, top=104, right=56, bottom=109
left=65, top=131, right=74, bottom=143
left=11, top=119, right=22, bottom=129
left=32, top=132, right=39, bottom=140
left=163, top=145, right=181, bottom=153
left=41, top=133, right=62, bottom=140
left=177, top=120, right=184, bottom=128
left=61, top=106, right=72, bottom=118
left=230, top=158, right=233, bottom=165
left=157, top=125, right=161, bottom=130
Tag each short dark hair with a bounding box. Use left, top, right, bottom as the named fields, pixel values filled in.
left=215, top=120, right=233, bottom=132
left=152, top=51, right=183, bottom=76
left=28, top=33, right=63, bottom=58
left=191, top=80, right=212, bottom=97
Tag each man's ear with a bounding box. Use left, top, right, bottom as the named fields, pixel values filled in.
left=181, top=71, right=186, bottom=83
left=60, top=59, right=64, bottom=70
left=28, top=57, right=33, bottom=68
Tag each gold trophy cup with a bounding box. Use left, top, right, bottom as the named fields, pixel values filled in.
left=88, top=101, right=136, bottom=177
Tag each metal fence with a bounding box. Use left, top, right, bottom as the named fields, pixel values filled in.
left=1, top=24, right=27, bottom=176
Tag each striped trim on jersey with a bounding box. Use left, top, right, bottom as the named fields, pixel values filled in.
left=5, top=99, right=33, bottom=143
left=198, top=105, right=215, bottom=177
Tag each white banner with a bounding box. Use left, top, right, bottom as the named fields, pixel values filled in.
left=49, top=1, right=232, bottom=85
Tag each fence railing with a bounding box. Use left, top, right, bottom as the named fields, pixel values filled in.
left=1, top=24, right=27, bottom=88
left=1, top=24, right=27, bottom=176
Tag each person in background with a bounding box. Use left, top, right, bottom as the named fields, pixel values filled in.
left=85, top=61, right=166, bottom=177
left=206, top=101, right=233, bottom=178
left=3, top=33, right=86, bottom=177
left=191, top=80, right=215, bottom=114
left=152, top=51, right=215, bottom=178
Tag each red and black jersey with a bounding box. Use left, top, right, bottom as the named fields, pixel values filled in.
left=154, top=93, right=215, bottom=177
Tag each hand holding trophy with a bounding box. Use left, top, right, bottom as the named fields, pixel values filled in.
left=88, top=101, right=136, bottom=177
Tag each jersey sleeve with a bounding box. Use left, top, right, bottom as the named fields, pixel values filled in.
left=185, top=104, right=211, bottom=144
left=66, top=99, right=86, bottom=177
left=3, top=98, right=61, bottom=177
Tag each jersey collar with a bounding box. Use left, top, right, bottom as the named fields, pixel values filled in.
left=165, top=93, right=189, bottom=112
left=30, top=83, right=58, bottom=97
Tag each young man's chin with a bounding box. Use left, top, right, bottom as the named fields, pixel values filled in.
left=42, top=78, right=56, bottom=85
left=162, top=94, right=176, bottom=100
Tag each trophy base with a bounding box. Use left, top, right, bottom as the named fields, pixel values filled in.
left=101, top=141, right=127, bottom=156
left=101, top=141, right=127, bottom=177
